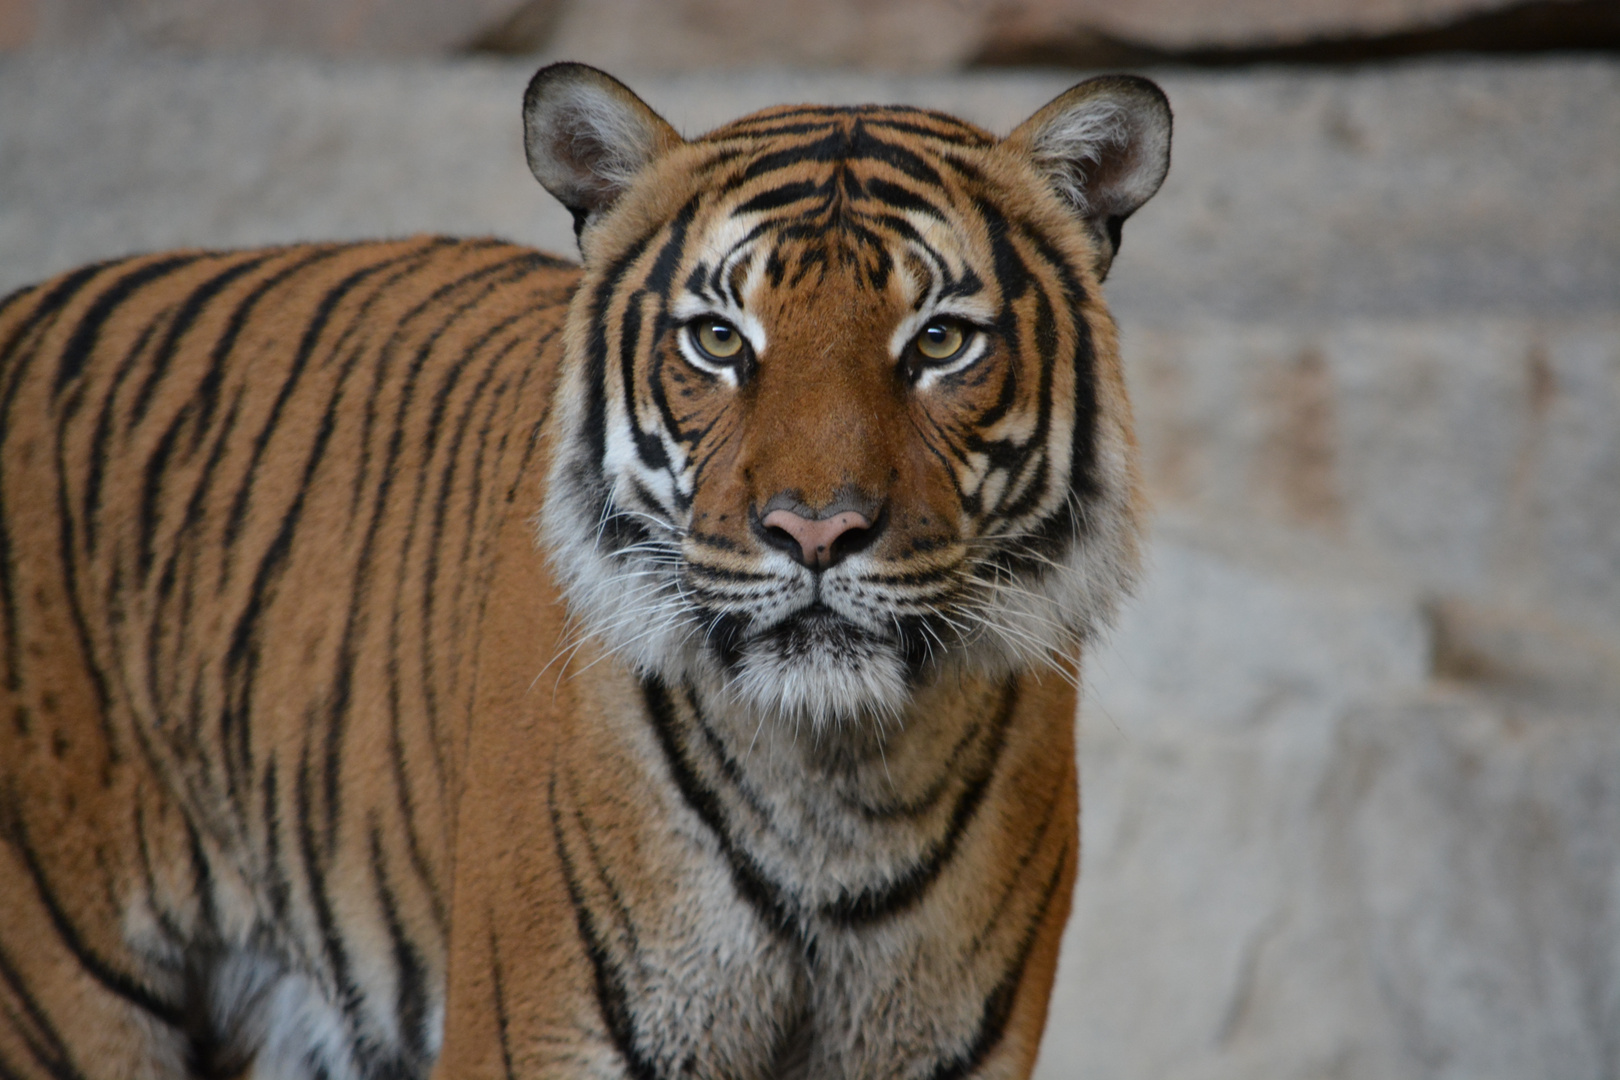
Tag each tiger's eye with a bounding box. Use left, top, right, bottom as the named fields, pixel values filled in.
left=693, top=320, right=744, bottom=361
left=915, top=321, right=966, bottom=362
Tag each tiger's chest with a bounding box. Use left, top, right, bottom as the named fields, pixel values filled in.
left=519, top=669, right=1034, bottom=1079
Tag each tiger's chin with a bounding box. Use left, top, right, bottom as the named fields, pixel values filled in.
left=709, top=608, right=914, bottom=728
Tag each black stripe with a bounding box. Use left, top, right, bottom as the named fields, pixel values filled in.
left=685, top=690, right=783, bottom=839
left=368, top=822, right=432, bottom=1065
left=0, top=281, right=41, bottom=329
left=733, top=179, right=822, bottom=216
left=53, top=255, right=200, bottom=398
left=442, top=321, right=554, bottom=585
left=923, top=843, right=1071, bottom=1080
left=0, top=261, right=118, bottom=691
left=187, top=247, right=345, bottom=461
left=838, top=719, right=985, bottom=822
left=581, top=234, right=655, bottom=469
left=410, top=316, right=535, bottom=826
left=488, top=924, right=519, bottom=1080
left=619, top=298, right=668, bottom=472
left=261, top=758, right=292, bottom=920
left=866, top=115, right=995, bottom=146
left=848, top=122, right=945, bottom=187
left=49, top=389, right=125, bottom=749
left=639, top=677, right=799, bottom=940
left=342, top=244, right=514, bottom=519
left=135, top=399, right=190, bottom=579
left=81, top=306, right=172, bottom=555
left=293, top=731, right=363, bottom=1048
left=88, top=249, right=257, bottom=555
left=129, top=800, right=189, bottom=948
left=0, top=941, right=89, bottom=1080
left=821, top=681, right=1017, bottom=927
left=863, top=176, right=948, bottom=220
left=184, top=817, right=221, bottom=936
left=547, top=775, right=662, bottom=1080
left=316, top=247, right=513, bottom=843
left=386, top=684, right=447, bottom=933
left=976, top=197, right=1033, bottom=306
left=2, top=811, right=185, bottom=1028
left=128, top=253, right=273, bottom=427
left=0, top=262, right=111, bottom=379
left=617, top=196, right=698, bottom=479
left=735, top=129, right=851, bottom=185
left=967, top=790, right=1065, bottom=960
left=144, top=248, right=347, bottom=750
left=385, top=295, right=524, bottom=923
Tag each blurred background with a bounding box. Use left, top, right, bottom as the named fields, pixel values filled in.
left=2, top=1, right=1618, bottom=1077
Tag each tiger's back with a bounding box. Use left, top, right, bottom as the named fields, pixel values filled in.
left=0, top=238, right=577, bottom=1077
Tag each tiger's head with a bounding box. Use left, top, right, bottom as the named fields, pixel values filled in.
left=526, top=64, right=1170, bottom=726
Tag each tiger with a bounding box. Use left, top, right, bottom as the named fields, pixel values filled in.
left=0, top=62, right=1170, bottom=1079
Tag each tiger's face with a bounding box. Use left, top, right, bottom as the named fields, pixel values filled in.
left=527, top=66, right=1170, bottom=724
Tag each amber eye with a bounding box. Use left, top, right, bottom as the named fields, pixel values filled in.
left=690, top=319, right=745, bottom=363
left=914, top=320, right=968, bottom=363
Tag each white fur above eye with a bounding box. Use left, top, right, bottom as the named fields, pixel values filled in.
left=670, top=294, right=769, bottom=386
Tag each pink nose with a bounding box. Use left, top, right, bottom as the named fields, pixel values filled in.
left=761, top=508, right=872, bottom=570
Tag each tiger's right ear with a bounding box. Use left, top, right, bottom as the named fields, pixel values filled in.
left=523, top=63, right=684, bottom=238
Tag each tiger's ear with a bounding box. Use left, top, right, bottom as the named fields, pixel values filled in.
left=523, top=63, right=684, bottom=238
left=1006, top=75, right=1172, bottom=281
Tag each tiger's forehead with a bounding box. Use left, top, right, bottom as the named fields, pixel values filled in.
left=673, top=105, right=1003, bottom=304
left=697, top=103, right=997, bottom=149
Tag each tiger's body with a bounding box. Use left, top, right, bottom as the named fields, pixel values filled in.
left=0, top=66, right=1170, bottom=1079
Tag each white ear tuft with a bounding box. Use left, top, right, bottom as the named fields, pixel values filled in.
left=522, top=63, right=683, bottom=238
left=1007, top=75, right=1172, bottom=280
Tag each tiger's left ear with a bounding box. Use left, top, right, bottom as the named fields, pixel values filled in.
left=1006, top=75, right=1172, bottom=281
left=523, top=62, right=685, bottom=239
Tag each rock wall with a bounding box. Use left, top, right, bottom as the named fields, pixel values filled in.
left=1, top=51, right=1616, bottom=1079
left=4, top=0, right=1609, bottom=65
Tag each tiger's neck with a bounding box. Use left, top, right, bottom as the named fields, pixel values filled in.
left=635, top=667, right=1037, bottom=927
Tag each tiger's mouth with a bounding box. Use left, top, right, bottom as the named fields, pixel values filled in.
left=714, top=597, right=915, bottom=723
left=756, top=602, right=881, bottom=659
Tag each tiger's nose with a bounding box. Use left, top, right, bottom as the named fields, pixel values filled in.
left=759, top=506, right=878, bottom=571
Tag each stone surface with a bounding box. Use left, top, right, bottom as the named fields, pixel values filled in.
left=1036, top=520, right=1620, bottom=1079
left=974, top=0, right=1619, bottom=64
left=985, top=0, right=1521, bottom=49
left=1040, top=524, right=1429, bottom=1079
left=1, top=51, right=1616, bottom=1080
left=7, top=0, right=1580, bottom=67
left=0, top=0, right=523, bottom=53
left=1127, top=318, right=1620, bottom=646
